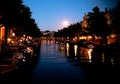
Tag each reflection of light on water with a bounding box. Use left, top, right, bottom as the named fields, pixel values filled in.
left=66, top=43, right=69, bottom=56
left=60, top=44, right=65, bottom=51
left=111, top=58, right=114, bottom=65
left=79, top=47, right=93, bottom=62
left=50, top=40, right=54, bottom=44
left=88, top=49, right=93, bottom=62
left=74, top=56, right=77, bottom=60
left=59, top=43, right=65, bottom=57
left=102, top=52, right=105, bottom=62
left=74, top=45, right=78, bottom=56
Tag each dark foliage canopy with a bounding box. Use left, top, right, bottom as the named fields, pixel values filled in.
left=0, top=0, right=41, bottom=37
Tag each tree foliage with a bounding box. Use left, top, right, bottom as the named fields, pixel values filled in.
left=54, top=23, right=82, bottom=38
left=111, top=1, right=120, bottom=34
left=87, top=6, right=110, bottom=37
left=0, top=0, right=41, bottom=37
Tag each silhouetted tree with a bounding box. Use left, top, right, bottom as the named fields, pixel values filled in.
left=0, top=0, right=41, bottom=53
left=0, top=0, right=41, bottom=43
left=111, top=1, right=120, bottom=34
left=88, top=6, right=110, bottom=37
left=54, top=23, right=82, bottom=38
left=0, top=0, right=24, bottom=46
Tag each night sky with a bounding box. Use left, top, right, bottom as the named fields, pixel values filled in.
left=23, top=0, right=119, bottom=31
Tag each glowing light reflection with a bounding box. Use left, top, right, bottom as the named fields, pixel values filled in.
left=66, top=43, right=69, bottom=56
left=74, top=45, right=78, bottom=56
left=88, top=49, right=93, bottom=62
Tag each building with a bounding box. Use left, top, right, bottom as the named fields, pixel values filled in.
left=0, top=24, right=5, bottom=45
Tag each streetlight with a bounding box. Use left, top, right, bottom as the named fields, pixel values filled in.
left=12, top=32, right=15, bottom=37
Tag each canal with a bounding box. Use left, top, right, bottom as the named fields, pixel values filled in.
left=0, top=39, right=120, bottom=84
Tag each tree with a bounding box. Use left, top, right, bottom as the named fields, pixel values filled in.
left=54, top=22, right=82, bottom=38
left=88, top=6, right=110, bottom=37
left=0, top=0, right=25, bottom=47
left=0, top=0, right=41, bottom=39
left=0, top=0, right=41, bottom=53
left=111, top=1, right=120, bottom=34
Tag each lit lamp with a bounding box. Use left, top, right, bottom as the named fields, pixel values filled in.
left=11, top=32, right=16, bottom=44
left=7, top=38, right=11, bottom=43
left=12, top=32, right=15, bottom=37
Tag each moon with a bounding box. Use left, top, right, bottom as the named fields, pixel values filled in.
left=62, top=20, right=69, bottom=27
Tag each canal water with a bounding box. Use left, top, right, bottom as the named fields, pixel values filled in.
left=32, top=40, right=88, bottom=84
left=0, top=39, right=120, bottom=84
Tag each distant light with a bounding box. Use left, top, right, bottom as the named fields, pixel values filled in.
left=12, top=33, right=15, bottom=37
left=7, top=38, right=11, bottom=43
left=62, top=20, right=69, bottom=27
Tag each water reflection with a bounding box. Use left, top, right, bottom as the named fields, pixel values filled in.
left=65, top=42, right=93, bottom=62
left=32, top=40, right=88, bottom=84
left=1, top=39, right=120, bottom=84
left=88, top=49, right=92, bottom=62
left=65, top=42, right=120, bottom=64
left=74, top=45, right=78, bottom=56
left=66, top=43, right=69, bottom=56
